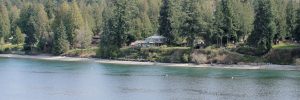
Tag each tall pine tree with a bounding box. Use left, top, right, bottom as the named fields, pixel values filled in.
left=222, top=0, right=239, bottom=44
left=247, top=0, right=276, bottom=53
left=294, top=6, right=300, bottom=41
left=35, top=4, right=50, bottom=52
left=158, top=0, right=174, bottom=45
left=286, top=0, right=297, bottom=39
left=180, top=0, right=202, bottom=48
left=19, top=4, right=38, bottom=54
left=273, top=0, right=287, bottom=42
left=0, top=4, right=10, bottom=43
left=97, top=1, right=129, bottom=58
left=66, top=0, right=84, bottom=48
left=52, top=21, right=69, bottom=55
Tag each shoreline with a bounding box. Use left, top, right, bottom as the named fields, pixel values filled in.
left=0, top=54, right=299, bottom=70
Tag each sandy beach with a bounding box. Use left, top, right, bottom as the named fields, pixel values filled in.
left=0, top=54, right=299, bottom=70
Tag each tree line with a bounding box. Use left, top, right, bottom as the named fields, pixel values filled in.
left=0, top=0, right=299, bottom=57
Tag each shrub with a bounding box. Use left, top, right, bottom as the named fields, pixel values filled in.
left=236, top=46, right=268, bottom=56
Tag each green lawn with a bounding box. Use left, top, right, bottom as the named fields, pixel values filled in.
left=272, top=42, right=300, bottom=49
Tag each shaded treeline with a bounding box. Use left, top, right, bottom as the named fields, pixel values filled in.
left=0, top=0, right=299, bottom=57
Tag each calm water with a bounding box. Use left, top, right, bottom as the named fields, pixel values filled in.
left=0, top=58, right=300, bottom=100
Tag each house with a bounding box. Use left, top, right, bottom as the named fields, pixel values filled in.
left=145, top=35, right=167, bottom=47
left=131, top=35, right=167, bottom=47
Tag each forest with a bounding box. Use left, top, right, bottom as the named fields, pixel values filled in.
left=0, top=0, right=300, bottom=64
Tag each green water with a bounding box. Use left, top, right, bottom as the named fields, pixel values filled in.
left=0, top=58, right=300, bottom=100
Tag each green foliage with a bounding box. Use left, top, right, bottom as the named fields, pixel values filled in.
left=295, top=7, right=300, bottom=41
left=52, top=21, right=69, bottom=55
left=286, top=0, right=297, bottom=38
left=139, top=47, right=190, bottom=63
left=35, top=4, right=50, bottom=52
left=247, top=0, right=276, bottom=53
left=44, top=0, right=55, bottom=19
left=211, top=0, right=254, bottom=46
left=158, top=0, right=174, bottom=45
left=63, top=47, right=97, bottom=57
left=0, top=0, right=298, bottom=63
left=9, top=6, right=20, bottom=42
left=12, top=27, right=24, bottom=44
left=273, top=0, right=288, bottom=40
left=19, top=4, right=38, bottom=54
left=0, top=4, right=10, bottom=43
left=66, top=0, right=84, bottom=48
left=0, top=44, right=23, bottom=53
left=236, top=46, right=269, bottom=56
left=97, top=1, right=133, bottom=58
left=76, top=20, right=92, bottom=49
left=222, top=0, right=239, bottom=43
left=180, top=0, right=202, bottom=47
left=265, top=48, right=300, bottom=65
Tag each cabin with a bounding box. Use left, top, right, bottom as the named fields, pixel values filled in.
left=145, top=35, right=167, bottom=47
left=131, top=35, right=167, bottom=48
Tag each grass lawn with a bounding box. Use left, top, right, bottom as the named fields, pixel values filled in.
left=63, top=47, right=98, bottom=57
left=272, top=42, right=300, bottom=49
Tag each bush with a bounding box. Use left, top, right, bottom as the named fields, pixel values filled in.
left=236, top=46, right=268, bottom=56
left=64, top=48, right=97, bottom=57
left=191, top=49, right=262, bottom=64
left=265, top=48, right=300, bottom=65
left=117, top=47, right=190, bottom=63
left=0, top=44, right=23, bottom=54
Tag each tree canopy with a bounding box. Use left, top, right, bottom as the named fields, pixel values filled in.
left=0, top=0, right=298, bottom=56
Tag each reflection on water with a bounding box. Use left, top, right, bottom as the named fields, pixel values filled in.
left=0, top=58, right=300, bottom=100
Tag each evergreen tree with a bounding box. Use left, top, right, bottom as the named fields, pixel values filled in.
left=35, top=4, right=50, bottom=52
left=158, top=0, right=174, bottom=45
left=170, top=0, right=184, bottom=44
left=0, top=4, right=11, bottom=43
left=98, top=0, right=131, bottom=58
left=52, top=1, right=69, bottom=29
left=235, top=1, right=254, bottom=42
left=65, top=0, right=84, bottom=48
left=114, top=0, right=129, bottom=48
left=44, top=0, right=55, bottom=20
left=97, top=6, right=119, bottom=58
left=91, top=1, right=105, bottom=35
left=212, top=1, right=226, bottom=46
left=76, top=19, right=92, bottom=49
left=18, top=3, right=49, bottom=53
left=9, top=6, right=20, bottom=41
left=222, top=0, right=239, bottom=44
left=286, top=0, right=297, bottom=39
left=52, top=21, right=69, bottom=55
left=12, top=26, right=24, bottom=44
left=247, top=0, right=276, bottom=52
left=19, top=4, right=38, bottom=54
left=273, top=0, right=287, bottom=42
left=295, top=7, right=300, bottom=41
left=180, top=0, right=202, bottom=48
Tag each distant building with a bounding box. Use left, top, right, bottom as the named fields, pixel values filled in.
left=145, top=35, right=167, bottom=46
left=130, top=35, right=167, bottom=47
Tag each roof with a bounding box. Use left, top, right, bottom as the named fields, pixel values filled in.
left=145, top=35, right=166, bottom=44
left=146, top=35, right=166, bottom=39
